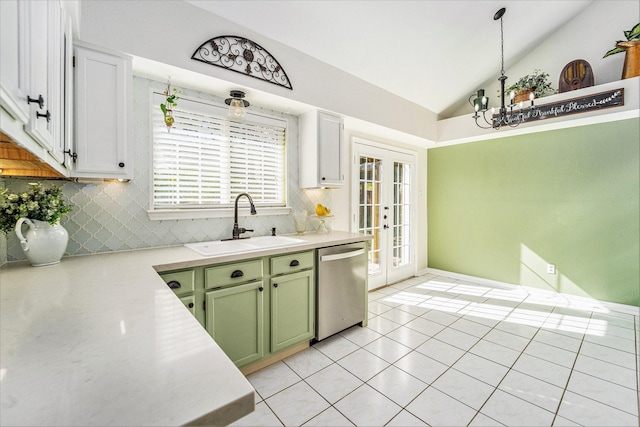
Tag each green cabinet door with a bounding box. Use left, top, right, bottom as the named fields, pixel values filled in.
left=179, top=295, right=196, bottom=317
left=270, top=270, right=315, bottom=353
left=205, top=281, right=265, bottom=367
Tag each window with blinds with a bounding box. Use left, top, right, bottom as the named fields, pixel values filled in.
left=151, top=92, right=287, bottom=209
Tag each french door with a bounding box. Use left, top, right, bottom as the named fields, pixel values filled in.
left=352, top=141, right=416, bottom=290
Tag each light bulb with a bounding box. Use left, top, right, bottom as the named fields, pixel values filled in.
left=228, top=98, right=246, bottom=120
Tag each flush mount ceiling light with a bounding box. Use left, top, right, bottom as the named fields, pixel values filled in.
left=471, top=7, right=536, bottom=129
left=225, top=90, right=250, bottom=121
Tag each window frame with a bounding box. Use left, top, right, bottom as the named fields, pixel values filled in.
left=146, top=89, right=291, bottom=221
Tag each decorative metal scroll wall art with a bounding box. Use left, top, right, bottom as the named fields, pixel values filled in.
left=192, top=35, right=292, bottom=89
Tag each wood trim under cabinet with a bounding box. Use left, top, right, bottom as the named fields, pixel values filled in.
left=239, top=340, right=310, bottom=376
left=0, top=132, right=65, bottom=178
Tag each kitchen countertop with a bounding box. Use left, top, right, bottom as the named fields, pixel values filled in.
left=0, top=231, right=370, bottom=426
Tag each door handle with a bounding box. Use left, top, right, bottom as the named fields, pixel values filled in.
left=320, top=249, right=365, bottom=262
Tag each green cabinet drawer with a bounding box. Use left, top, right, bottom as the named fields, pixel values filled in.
left=160, top=270, right=195, bottom=296
left=179, top=295, right=196, bottom=317
left=271, top=250, right=314, bottom=276
left=205, top=259, right=263, bottom=289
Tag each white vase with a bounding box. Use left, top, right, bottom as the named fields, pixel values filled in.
left=15, top=218, right=69, bottom=266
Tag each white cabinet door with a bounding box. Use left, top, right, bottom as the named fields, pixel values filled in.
left=54, top=10, right=72, bottom=165
left=24, top=0, right=60, bottom=151
left=317, top=112, right=343, bottom=186
left=72, top=45, right=132, bottom=179
left=0, top=0, right=30, bottom=124
left=299, top=110, right=344, bottom=188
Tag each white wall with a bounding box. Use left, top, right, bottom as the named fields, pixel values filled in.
left=449, top=0, right=639, bottom=118
left=76, top=0, right=437, bottom=142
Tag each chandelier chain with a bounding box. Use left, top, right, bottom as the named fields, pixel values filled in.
left=470, top=7, right=535, bottom=130
left=500, top=16, right=505, bottom=77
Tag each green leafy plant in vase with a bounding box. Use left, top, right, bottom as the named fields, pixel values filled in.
left=603, top=22, right=640, bottom=79
left=0, top=183, right=72, bottom=234
left=504, top=69, right=555, bottom=103
left=0, top=183, right=73, bottom=266
left=160, top=83, right=181, bottom=131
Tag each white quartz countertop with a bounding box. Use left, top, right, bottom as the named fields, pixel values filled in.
left=0, top=231, right=370, bottom=426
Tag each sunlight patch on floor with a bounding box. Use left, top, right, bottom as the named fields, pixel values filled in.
left=377, top=277, right=609, bottom=337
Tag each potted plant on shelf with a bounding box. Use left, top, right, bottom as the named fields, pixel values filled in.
left=603, top=22, right=640, bottom=79
left=504, top=69, right=555, bottom=103
left=0, top=183, right=73, bottom=266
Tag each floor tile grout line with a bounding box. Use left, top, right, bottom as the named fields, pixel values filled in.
left=244, top=275, right=639, bottom=427
left=459, top=299, right=544, bottom=425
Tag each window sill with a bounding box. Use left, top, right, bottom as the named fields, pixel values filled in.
left=147, top=206, right=292, bottom=221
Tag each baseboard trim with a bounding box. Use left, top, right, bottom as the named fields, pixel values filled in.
left=425, top=268, right=639, bottom=316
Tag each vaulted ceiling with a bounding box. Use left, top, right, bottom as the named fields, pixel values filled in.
left=185, top=0, right=594, bottom=118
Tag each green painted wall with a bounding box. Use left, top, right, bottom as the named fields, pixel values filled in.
left=427, top=118, right=639, bottom=306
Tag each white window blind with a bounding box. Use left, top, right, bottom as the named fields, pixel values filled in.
left=152, top=92, right=286, bottom=209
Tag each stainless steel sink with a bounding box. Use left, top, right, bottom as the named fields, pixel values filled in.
left=185, top=235, right=306, bottom=256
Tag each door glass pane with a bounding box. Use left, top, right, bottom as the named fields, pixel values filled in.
left=359, top=155, right=383, bottom=276
left=392, top=161, right=411, bottom=268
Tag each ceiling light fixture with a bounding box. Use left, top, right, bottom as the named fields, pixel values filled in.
left=471, top=7, right=535, bottom=129
left=225, top=90, right=250, bottom=121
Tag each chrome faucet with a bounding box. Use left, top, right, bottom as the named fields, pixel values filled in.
left=229, top=193, right=257, bottom=240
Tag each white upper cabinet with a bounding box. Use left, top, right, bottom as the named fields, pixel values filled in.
left=24, top=0, right=61, bottom=153
left=0, top=0, right=30, bottom=124
left=0, top=0, right=70, bottom=172
left=72, top=44, right=132, bottom=179
left=299, top=110, right=344, bottom=188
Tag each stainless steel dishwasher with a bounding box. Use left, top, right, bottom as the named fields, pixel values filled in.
left=316, top=242, right=367, bottom=340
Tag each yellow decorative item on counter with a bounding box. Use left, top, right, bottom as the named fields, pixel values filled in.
left=315, top=204, right=331, bottom=216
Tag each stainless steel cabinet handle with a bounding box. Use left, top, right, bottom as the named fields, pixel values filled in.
left=320, top=249, right=365, bottom=262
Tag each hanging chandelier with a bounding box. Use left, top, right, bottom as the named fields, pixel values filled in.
left=471, top=7, right=536, bottom=129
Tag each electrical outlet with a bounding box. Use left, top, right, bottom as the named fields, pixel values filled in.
left=547, top=263, right=556, bottom=274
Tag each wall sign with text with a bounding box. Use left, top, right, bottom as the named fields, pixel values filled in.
left=500, top=89, right=625, bottom=124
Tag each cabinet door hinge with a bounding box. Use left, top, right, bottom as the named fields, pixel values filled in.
left=72, top=56, right=75, bottom=67
left=203, top=301, right=206, bottom=311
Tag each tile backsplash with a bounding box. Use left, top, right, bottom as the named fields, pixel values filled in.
left=5, top=77, right=330, bottom=262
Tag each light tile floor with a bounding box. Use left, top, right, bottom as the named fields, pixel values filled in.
left=231, top=274, right=640, bottom=427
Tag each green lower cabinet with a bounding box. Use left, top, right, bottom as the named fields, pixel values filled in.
left=179, top=295, right=196, bottom=317
left=270, top=270, right=315, bottom=353
left=205, top=281, right=265, bottom=367
left=161, top=250, right=317, bottom=369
